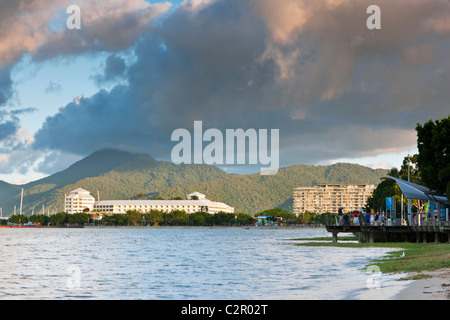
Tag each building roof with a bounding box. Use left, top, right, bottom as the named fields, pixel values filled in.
left=66, top=193, right=95, bottom=199
left=387, top=175, right=448, bottom=203
left=187, top=192, right=206, bottom=199
left=95, top=199, right=233, bottom=209
left=69, top=188, right=92, bottom=194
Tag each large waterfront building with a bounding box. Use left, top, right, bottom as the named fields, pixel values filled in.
left=293, top=184, right=376, bottom=215
left=65, top=189, right=234, bottom=214
left=64, top=188, right=96, bottom=214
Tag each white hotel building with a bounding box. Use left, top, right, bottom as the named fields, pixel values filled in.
left=65, top=189, right=234, bottom=215
left=64, top=188, right=96, bottom=214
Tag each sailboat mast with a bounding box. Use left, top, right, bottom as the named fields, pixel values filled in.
left=20, top=188, right=23, bottom=215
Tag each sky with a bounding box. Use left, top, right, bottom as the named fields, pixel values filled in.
left=0, top=0, right=449, bottom=184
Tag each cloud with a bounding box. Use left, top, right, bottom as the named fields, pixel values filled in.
left=33, top=0, right=172, bottom=59
left=45, top=80, right=62, bottom=94
left=0, top=0, right=171, bottom=66
left=20, top=0, right=450, bottom=174
left=92, top=54, right=127, bottom=84
left=0, top=67, right=13, bottom=105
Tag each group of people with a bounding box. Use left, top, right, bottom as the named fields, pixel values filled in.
left=338, top=208, right=362, bottom=226
left=337, top=208, right=394, bottom=226
left=337, top=208, right=443, bottom=227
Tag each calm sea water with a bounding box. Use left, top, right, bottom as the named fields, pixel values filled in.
left=0, top=227, right=410, bottom=300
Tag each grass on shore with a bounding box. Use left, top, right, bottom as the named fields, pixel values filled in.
left=287, top=237, right=450, bottom=277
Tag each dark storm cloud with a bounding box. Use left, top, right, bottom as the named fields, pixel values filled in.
left=32, top=0, right=450, bottom=169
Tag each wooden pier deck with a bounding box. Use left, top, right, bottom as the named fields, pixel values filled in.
left=324, top=214, right=450, bottom=243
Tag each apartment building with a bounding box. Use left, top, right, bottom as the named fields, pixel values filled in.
left=293, top=184, right=375, bottom=215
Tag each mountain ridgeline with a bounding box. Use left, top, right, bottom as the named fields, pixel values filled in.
left=1, top=149, right=388, bottom=215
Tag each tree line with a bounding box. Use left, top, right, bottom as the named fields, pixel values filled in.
left=3, top=207, right=322, bottom=227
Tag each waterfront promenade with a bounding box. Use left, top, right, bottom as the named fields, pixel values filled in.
left=324, top=213, right=450, bottom=243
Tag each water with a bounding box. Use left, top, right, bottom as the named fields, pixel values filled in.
left=0, top=227, right=410, bottom=300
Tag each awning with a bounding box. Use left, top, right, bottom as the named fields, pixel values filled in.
left=387, top=176, right=448, bottom=203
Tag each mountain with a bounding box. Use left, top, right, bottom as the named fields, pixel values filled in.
left=156, top=163, right=388, bottom=214
left=1, top=149, right=388, bottom=216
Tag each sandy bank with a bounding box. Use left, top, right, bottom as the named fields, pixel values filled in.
left=393, top=268, right=450, bottom=300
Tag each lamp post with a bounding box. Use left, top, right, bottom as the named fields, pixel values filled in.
left=407, top=154, right=412, bottom=216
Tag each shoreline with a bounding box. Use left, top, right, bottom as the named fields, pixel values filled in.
left=392, top=268, right=450, bottom=300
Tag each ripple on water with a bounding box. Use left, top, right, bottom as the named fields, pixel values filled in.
left=0, top=227, right=403, bottom=299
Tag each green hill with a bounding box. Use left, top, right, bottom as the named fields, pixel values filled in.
left=1, top=149, right=388, bottom=216
left=156, top=163, right=388, bottom=214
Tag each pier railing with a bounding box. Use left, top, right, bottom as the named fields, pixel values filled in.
left=324, top=213, right=450, bottom=231
left=324, top=213, right=450, bottom=243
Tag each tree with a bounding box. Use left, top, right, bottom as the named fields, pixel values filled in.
left=8, top=214, right=28, bottom=225
left=29, top=214, right=48, bottom=225
left=366, top=177, right=399, bottom=212
left=126, top=210, right=142, bottom=226
left=416, top=116, right=450, bottom=199
left=145, top=210, right=164, bottom=226
left=399, top=154, right=421, bottom=184
left=235, top=213, right=254, bottom=225
left=68, top=213, right=89, bottom=224
left=49, top=212, right=68, bottom=226
left=135, top=193, right=144, bottom=200
left=189, top=211, right=209, bottom=226
left=171, top=210, right=187, bottom=225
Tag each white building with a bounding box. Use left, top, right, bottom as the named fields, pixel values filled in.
left=64, top=188, right=234, bottom=215
left=64, top=188, right=96, bottom=214
left=94, top=198, right=234, bottom=215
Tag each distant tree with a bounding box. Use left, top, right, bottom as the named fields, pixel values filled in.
left=399, top=154, right=421, bottom=184
left=365, top=178, right=399, bottom=212
left=189, top=211, right=209, bottom=226
left=135, top=193, right=144, bottom=200
left=235, top=212, right=254, bottom=225
left=8, top=214, right=28, bottom=224
left=145, top=210, right=164, bottom=226
left=214, top=211, right=232, bottom=225
left=190, top=195, right=199, bottom=200
left=126, top=210, right=142, bottom=226
left=49, top=212, right=68, bottom=226
left=29, top=214, right=45, bottom=225
left=171, top=210, right=187, bottom=225
left=68, top=212, right=89, bottom=224
left=114, top=214, right=130, bottom=225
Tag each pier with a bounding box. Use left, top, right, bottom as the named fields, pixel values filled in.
left=325, top=213, right=450, bottom=243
